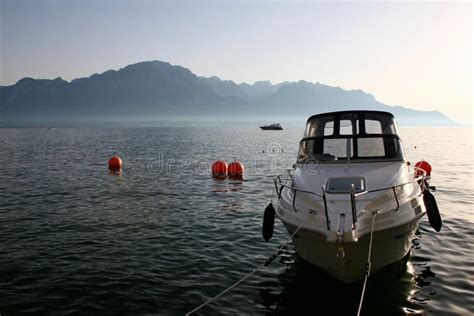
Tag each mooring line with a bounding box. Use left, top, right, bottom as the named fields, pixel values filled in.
left=357, top=210, right=378, bottom=316
left=186, top=210, right=312, bottom=315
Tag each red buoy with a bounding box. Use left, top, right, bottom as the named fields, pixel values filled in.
left=212, top=160, right=228, bottom=177
left=415, top=160, right=432, bottom=177
left=108, top=156, right=122, bottom=171
left=228, top=161, right=244, bottom=179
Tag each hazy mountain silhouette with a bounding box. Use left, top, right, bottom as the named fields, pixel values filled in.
left=0, top=60, right=455, bottom=125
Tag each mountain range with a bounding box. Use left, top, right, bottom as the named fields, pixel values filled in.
left=0, top=60, right=454, bottom=125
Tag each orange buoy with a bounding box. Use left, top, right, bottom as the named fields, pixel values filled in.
left=415, top=160, right=432, bottom=177
left=212, top=160, right=228, bottom=177
left=108, top=156, right=122, bottom=171
left=228, top=161, right=244, bottom=179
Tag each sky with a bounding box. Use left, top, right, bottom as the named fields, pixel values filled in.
left=0, top=0, right=472, bottom=124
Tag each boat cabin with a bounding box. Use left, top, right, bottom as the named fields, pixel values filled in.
left=298, top=111, right=405, bottom=163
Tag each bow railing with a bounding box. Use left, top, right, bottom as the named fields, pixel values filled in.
left=274, top=167, right=426, bottom=231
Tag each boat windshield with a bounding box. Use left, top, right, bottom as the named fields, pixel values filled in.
left=297, top=111, right=405, bottom=163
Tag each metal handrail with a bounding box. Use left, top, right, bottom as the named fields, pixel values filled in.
left=292, top=188, right=298, bottom=212
left=322, top=185, right=330, bottom=230
left=274, top=168, right=426, bottom=231
left=392, top=187, right=400, bottom=212
left=350, top=184, right=357, bottom=229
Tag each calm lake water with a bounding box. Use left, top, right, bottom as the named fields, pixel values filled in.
left=0, top=125, right=472, bottom=315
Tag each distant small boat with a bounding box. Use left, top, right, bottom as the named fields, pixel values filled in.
left=260, top=123, right=283, bottom=130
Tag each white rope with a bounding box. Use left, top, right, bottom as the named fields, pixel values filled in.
left=186, top=210, right=312, bottom=315
left=357, top=211, right=378, bottom=316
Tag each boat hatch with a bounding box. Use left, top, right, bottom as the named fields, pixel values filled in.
left=326, top=177, right=366, bottom=193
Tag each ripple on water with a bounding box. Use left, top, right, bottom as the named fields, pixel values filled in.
left=0, top=126, right=472, bottom=315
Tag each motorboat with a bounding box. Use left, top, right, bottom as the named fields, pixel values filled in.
left=263, top=110, right=441, bottom=283
left=260, top=123, right=283, bottom=130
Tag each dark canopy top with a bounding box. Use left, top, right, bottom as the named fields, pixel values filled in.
left=306, top=110, right=394, bottom=124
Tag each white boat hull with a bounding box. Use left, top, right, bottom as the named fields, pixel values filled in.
left=281, top=217, right=421, bottom=283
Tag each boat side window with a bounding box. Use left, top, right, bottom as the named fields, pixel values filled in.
left=365, top=120, right=382, bottom=134
left=365, top=113, right=398, bottom=135
left=357, top=138, right=385, bottom=157
left=339, top=119, right=359, bottom=135
left=383, top=121, right=397, bottom=134
left=357, top=137, right=402, bottom=159
left=339, top=120, right=352, bottom=135
left=324, top=120, right=334, bottom=136
left=322, top=138, right=352, bottom=159
left=306, top=124, right=316, bottom=138
left=304, top=116, right=335, bottom=138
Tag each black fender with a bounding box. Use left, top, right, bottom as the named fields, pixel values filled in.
left=262, top=203, right=276, bottom=242
left=423, top=189, right=442, bottom=232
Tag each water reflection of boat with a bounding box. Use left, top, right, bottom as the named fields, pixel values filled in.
left=258, top=251, right=420, bottom=314
left=266, top=110, right=441, bottom=283
left=260, top=123, right=283, bottom=130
